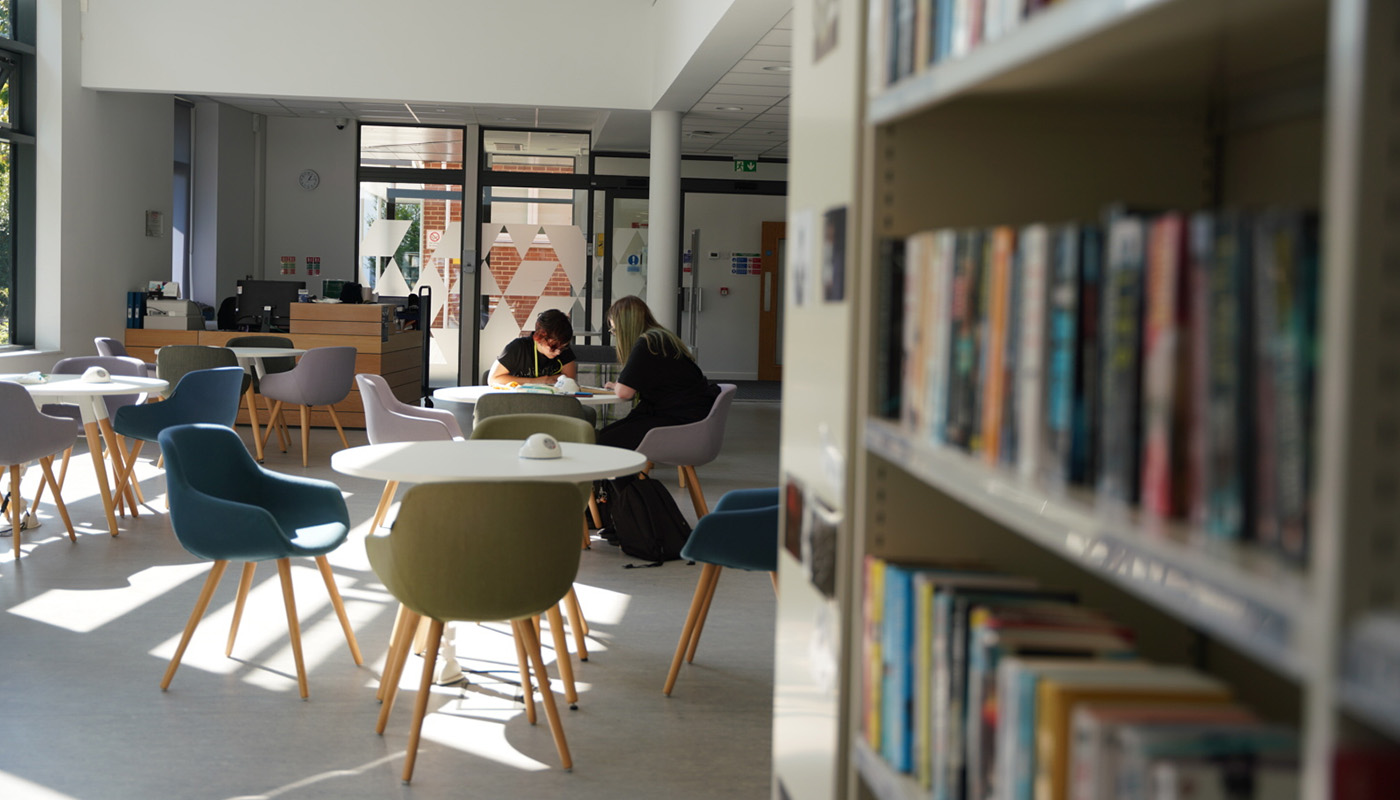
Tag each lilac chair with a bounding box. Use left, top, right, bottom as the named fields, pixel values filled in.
left=0, top=381, right=79, bottom=558
left=94, top=336, right=157, bottom=378
left=634, top=383, right=737, bottom=518
left=257, top=346, right=358, bottom=466
left=41, top=355, right=151, bottom=510
left=356, top=373, right=462, bottom=530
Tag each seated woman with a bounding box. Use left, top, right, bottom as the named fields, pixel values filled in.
left=598, top=295, right=719, bottom=451
left=487, top=309, right=578, bottom=387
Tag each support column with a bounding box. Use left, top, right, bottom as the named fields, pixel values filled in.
left=647, top=110, right=682, bottom=331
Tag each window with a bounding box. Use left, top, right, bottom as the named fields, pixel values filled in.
left=0, top=0, right=34, bottom=347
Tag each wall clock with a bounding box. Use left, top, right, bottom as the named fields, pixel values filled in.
left=298, top=169, right=321, bottom=191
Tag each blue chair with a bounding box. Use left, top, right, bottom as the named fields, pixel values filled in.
left=663, top=487, right=779, bottom=696
left=110, top=366, right=245, bottom=503
left=156, top=423, right=363, bottom=698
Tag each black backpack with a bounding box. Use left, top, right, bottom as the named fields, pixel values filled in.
left=602, top=475, right=692, bottom=564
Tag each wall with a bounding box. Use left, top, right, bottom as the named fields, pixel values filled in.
left=191, top=101, right=259, bottom=310
left=682, top=192, right=786, bottom=379
left=261, top=116, right=358, bottom=291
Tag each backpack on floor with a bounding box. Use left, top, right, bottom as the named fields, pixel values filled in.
left=604, top=474, right=691, bottom=564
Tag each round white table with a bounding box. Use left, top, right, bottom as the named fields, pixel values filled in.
left=332, top=439, right=646, bottom=485
left=2, top=373, right=169, bottom=535
left=432, top=385, right=629, bottom=408
left=225, top=346, right=305, bottom=462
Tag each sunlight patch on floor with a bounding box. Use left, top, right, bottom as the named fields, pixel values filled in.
left=8, top=561, right=207, bottom=633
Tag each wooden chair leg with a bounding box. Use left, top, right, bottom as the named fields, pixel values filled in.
left=9, top=465, right=22, bottom=559
left=111, top=439, right=146, bottom=519
left=402, top=617, right=445, bottom=784
left=314, top=555, right=363, bottom=665
left=326, top=405, right=350, bottom=450
left=119, top=437, right=146, bottom=505
left=686, top=564, right=723, bottom=663
left=664, top=563, right=720, bottom=696
left=512, top=619, right=537, bottom=724
left=227, top=563, right=257, bottom=656
left=275, top=558, right=309, bottom=699
left=517, top=617, right=572, bottom=770
left=682, top=464, right=709, bottom=517
left=545, top=604, right=578, bottom=708
left=37, top=456, right=76, bottom=542
left=161, top=560, right=230, bottom=690
left=263, top=395, right=289, bottom=452
left=244, top=386, right=265, bottom=462
left=372, top=481, right=399, bottom=530
left=564, top=587, right=589, bottom=660
left=57, top=446, right=72, bottom=491
left=260, top=400, right=286, bottom=453
left=377, top=604, right=409, bottom=703
left=377, top=607, right=421, bottom=734
left=587, top=491, right=603, bottom=529
left=299, top=405, right=311, bottom=467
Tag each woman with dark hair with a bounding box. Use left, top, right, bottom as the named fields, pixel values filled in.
left=598, top=295, right=719, bottom=450
left=487, top=308, right=577, bottom=386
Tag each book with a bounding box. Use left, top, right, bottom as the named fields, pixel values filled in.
left=927, top=229, right=959, bottom=443
left=1204, top=211, right=1255, bottom=541
left=946, top=230, right=985, bottom=448
left=903, top=230, right=938, bottom=436
left=876, top=238, right=907, bottom=420
left=967, top=609, right=1137, bottom=800
left=1069, top=225, right=1104, bottom=486
left=863, top=555, right=889, bottom=750
left=882, top=562, right=925, bottom=771
left=1000, top=230, right=1024, bottom=470
left=1069, top=702, right=1257, bottom=800
left=1016, top=223, right=1052, bottom=482
left=1042, top=223, right=1082, bottom=490
left=1148, top=757, right=1299, bottom=800
left=980, top=226, right=1016, bottom=464
left=996, top=658, right=1151, bottom=800
left=1114, top=723, right=1299, bottom=800
left=1097, top=209, right=1148, bottom=508
left=1034, top=667, right=1234, bottom=800
left=1334, top=746, right=1400, bottom=800
left=1139, top=211, right=1191, bottom=518
left=1185, top=212, right=1215, bottom=528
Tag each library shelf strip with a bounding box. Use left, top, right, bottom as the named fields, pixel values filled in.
left=853, top=738, right=921, bottom=800
left=864, top=418, right=1312, bottom=682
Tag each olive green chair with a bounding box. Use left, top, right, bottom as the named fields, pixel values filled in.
left=367, top=481, right=585, bottom=784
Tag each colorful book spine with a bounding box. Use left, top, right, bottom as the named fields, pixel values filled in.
left=946, top=230, right=984, bottom=449
left=863, top=555, right=888, bottom=750
left=1098, top=211, right=1148, bottom=506
left=1185, top=212, right=1215, bottom=528
left=1204, top=211, right=1254, bottom=541
left=927, top=230, right=958, bottom=443
left=881, top=564, right=918, bottom=772
left=903, top=231, right=936, bottom=436
left=1069, top=226, right=1103, bottom=486
left=980, top=226, right=1016, bottom=464
left=876, top=239, right=907, bottom=421
left=1139, top=212, right=1190, bottom=518
left=1043, top=224, right=1081, bottom=490
left=1016, top=223, right=1051, bottom=482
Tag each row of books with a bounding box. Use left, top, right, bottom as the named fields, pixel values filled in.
left=877, top=0, right=1060, bottom=86
left=883, top=206, right=1319, bottom=564
left=861, top=557, right=1301, bottom=800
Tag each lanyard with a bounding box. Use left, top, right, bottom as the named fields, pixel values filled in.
left=534, top=341, right=559, bottom=377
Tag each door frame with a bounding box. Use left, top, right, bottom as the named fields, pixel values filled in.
left=758, top=220, right=785, bottom=381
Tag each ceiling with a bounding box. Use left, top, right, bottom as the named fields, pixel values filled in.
left=197, top=12, right=791, bottom=161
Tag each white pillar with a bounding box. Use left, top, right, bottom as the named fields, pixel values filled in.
left=647, top=110, right=682, bottom=331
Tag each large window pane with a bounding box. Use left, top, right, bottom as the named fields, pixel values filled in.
left=0, top=140, right=9, bottom=344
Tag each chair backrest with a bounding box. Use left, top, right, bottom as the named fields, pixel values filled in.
left=680, top=487, right=780, bottom=572
left=0, top=381, right=79, bottom=466
left=375, top=481, right=584, bottom=621
left=357, top=373, right=462, bottom=443
left=470, top=412, right=596, bottom=445
left=635, top=383, right=737, bottom=467
left=156, top=344, right=244, bottom=398
left=473, top=392, right=592, bottom=427
left=258, top=346, right=357, bottom=407
left=112, top=367, right=245, bottom=442
left=225, top=335, right=297, bottom=378
left=94, top=337, right=130, bottom=358
left=50, top=355, right=151, bottom=417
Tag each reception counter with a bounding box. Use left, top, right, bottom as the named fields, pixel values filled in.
left=125, top=303, right=422, bottom=429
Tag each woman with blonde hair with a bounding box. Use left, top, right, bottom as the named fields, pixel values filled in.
left=599, top=295, right=719, bottom=450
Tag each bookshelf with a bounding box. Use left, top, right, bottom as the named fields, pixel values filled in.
left=775, top=0, right=1400, bottom=798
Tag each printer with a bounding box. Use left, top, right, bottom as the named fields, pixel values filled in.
left=145, top=299, right=205, bottom=330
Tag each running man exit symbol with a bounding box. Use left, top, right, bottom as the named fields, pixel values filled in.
left=733, top=160, right=757, bottom=172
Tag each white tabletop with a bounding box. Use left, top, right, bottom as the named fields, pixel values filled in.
left=226, top=346, right=306, bottom=359
left=433, top=385, right=628, bottom=407
left=0, top=372, right=168, bottom=398
left=332, top=439, right=647, bottom=484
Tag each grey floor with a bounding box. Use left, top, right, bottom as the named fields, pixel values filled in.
left=0, top=400, right=781, bottom=800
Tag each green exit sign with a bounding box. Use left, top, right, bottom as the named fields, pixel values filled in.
left=733, top=159, right=757, bottom=172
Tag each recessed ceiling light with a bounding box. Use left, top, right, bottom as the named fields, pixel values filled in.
left=498, top=116, right=519, bottom=122
left=762, top=65, right=792, bottom=73
left=690, top=130, right=721, bottom=137
left=716, top=106, right=744, bottom=111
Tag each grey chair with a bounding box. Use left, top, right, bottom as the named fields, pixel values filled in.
left=257, top=346, right=357, bottom=467
left=635, top=383, right=738, bottom=518
left=473, top=391, right=596, bottom=428
left=40, top=355, right=151, bottom=512
left=155, top=345, right=249, bottom=399
left=0, top=381, right=79, bottom=558
left=357, top=372, right=463, bottom=531
left=95, top=336, right=157, bottom=378
left=225, top=334, right=298, bottom=455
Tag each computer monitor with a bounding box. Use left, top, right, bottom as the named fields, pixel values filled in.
left=234, top=279, right=305, bottom=332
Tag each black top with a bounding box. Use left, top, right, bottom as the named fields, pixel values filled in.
left=617, top=333, right=717, bottom=422
left=495, top=335, right=575, bottom=379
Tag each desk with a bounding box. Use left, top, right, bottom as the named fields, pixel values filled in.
left=227, top=346, right=305, bottom=461
left=431, top=385, right=629, bottom=436
left=2, top=373, right=168, bottom=535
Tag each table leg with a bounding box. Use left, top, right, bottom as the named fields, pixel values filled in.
left=244, top=386, right=265, bottom=462
left=83, top=420, right=121, bottom=536
left=97, top=416, right=139, bottom=518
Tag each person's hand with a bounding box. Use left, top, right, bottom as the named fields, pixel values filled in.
left=604, top=381, right=616, bottom=390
